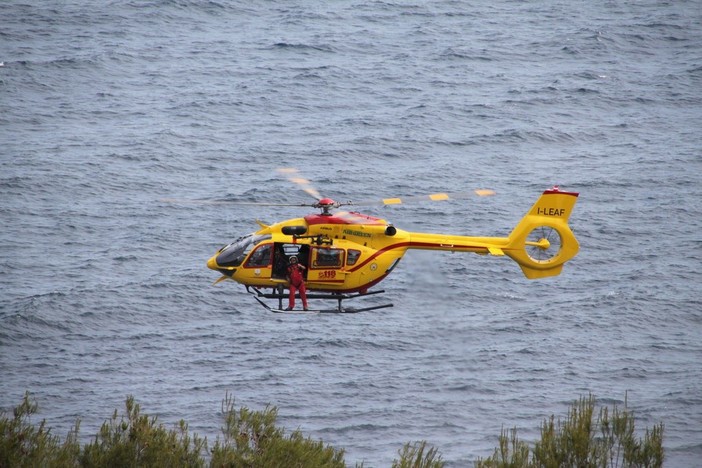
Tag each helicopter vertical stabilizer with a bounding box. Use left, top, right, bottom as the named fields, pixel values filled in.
left=503, top=186, right=580, bottom=279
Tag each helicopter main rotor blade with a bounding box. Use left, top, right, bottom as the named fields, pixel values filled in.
left=160, top=198, right=313, bottom=207
left=342, top=189, right=495, bottom=207
left=277, top=167, right=322, bottom=200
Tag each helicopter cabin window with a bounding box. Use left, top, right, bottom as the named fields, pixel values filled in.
left=245, top=243, right=272, bottom=268
left=312, top=248, right=344, bottom=269
left=347, top=249, right=361, bottom=266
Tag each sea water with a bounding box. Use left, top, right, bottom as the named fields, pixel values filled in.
left=1, top=1, right=701, bottom=466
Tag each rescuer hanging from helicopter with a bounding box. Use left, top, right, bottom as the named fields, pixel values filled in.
left=286, top=256, right=308, bottom=311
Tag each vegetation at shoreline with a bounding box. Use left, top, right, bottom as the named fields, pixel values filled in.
left=1, top=392, right=662, bottom=467
left=475, top=394, right=664, bottom=467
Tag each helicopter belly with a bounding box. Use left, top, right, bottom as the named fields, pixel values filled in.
left=344, top=248, right=406, bottom=291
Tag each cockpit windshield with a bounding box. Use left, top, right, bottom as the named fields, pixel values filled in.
left=215, top=234, right=272, bottom=267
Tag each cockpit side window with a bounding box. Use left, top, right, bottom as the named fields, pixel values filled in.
left=245, top=243, right=272, bottom=268
left=216, top=234, right=271, bottom=267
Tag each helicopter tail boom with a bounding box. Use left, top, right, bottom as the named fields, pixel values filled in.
left=404, top=186, right=579, bottom=280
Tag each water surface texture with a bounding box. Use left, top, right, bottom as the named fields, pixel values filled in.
left=1, top=1, right=701, bottom=466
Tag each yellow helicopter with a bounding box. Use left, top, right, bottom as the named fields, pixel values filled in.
left=206, top=169, right=580, bottom=313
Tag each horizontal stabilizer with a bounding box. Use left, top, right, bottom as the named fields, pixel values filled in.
left=488, top=246, right=505, bottom=256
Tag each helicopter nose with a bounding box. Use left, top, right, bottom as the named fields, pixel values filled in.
left=207, top=255, right=236, bottom=277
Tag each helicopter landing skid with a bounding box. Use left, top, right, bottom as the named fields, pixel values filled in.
left=246, top=286, right=393, bottom=314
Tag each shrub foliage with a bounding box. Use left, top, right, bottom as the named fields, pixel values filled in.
left=210, top=392, right=345, bottom=467
left=475, top=394, right=664, bottom=468
left=392, top=440, right=444, bottom=468
left=0, top=392, right=662, bottom=467
left=80, top=396, right=206, bottom=467
left=0, top=392, right=81, bottom=467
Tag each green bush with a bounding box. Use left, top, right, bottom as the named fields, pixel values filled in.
left=392, top=440, right=444, bottom=468
left=0, top=392, right=663, bottom=467
left=475, top=394, right=664, bottom=468
left=0, top=391, right=81, bottom=468
left=0, top=392, right=345, bottom=468
left=80, top=396, right=206, bottom=467
left=209, top=392, right=345, bottom=467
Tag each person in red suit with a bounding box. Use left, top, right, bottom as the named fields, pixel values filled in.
left=285, top=256, right=308, bottom=311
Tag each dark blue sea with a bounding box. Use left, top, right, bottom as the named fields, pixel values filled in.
left=1, top=1, right=701, bottom=466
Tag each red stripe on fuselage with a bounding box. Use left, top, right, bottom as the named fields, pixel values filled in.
left=347, top=241, right=489, bottom=272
